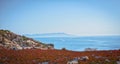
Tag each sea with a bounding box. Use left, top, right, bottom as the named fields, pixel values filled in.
left=34, top=36, right=120, bottom=51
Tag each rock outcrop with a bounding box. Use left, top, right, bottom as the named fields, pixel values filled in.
left=0, top=30, right=54, bottom=50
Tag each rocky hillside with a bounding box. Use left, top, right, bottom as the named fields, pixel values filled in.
left=0, top=30, right=54, bottom=50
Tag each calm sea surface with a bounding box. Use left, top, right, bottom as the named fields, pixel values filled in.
left=34, top=36, right=120, bottom=51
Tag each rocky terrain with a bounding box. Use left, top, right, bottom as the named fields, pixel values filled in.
left=0, top=30, right=120, bottom=64
left=0, top=30, right=54, bottom=50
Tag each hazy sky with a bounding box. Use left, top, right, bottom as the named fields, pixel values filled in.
left=0, top=0, right=120, bottom=36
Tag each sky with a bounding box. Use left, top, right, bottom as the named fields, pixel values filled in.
left=0, top=0, right=120, bottom=36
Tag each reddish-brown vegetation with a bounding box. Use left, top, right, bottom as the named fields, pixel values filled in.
left=0, top=46, right=120, bottom=64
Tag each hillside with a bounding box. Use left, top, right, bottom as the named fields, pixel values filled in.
left=0, top=30, right=120, bottom=64
left=0, top=47, right=120, bottom=64
left=0, top=30, right=54, bottom=50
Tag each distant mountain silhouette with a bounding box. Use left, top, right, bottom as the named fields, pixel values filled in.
left=24, top=33, right=76, bottom=38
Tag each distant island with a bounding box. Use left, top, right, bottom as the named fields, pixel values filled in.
left=24, top=33, right=77, bottom=38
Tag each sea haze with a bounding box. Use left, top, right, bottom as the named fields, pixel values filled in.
left=33, top=35, right=120, bottom=51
